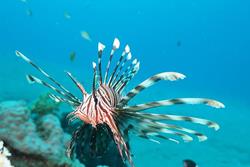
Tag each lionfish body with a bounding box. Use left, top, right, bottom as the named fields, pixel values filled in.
left=16, top=38, right=224, bottom=167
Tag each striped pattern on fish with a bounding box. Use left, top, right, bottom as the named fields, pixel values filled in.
left=16, top=38, right=224, bottom=167
left=119, top=72, right=186, bottom=105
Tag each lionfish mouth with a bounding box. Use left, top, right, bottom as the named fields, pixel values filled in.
left=16, top=38, right=225, bottom=167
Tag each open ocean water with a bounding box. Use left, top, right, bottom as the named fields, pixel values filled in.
left=0, top=0, right=250, bottom=167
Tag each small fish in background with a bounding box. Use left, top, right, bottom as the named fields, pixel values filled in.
left=64, top=11, right=71, bottom=19
left=69, top=51, right=76, bottom=62
left=80, top=31, right=92, bottom=41
left=177, top=40, right=182, bottom=47
left=183, top=159, right=198, bottom=167
left=19, top=0, right=32, bottom=17
left=26, top=9, right=32, bottom=16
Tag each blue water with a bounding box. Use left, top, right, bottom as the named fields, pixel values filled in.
left=0, top=0, right=250, bottom=166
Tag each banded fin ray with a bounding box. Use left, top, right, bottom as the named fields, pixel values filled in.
left=120, top=98, right=225, bottom=112
left=132, top=126, right=180, bottom=144
left=146, top=133, right=180, bottom=144
left=153, top=121, right=208, bottom=141
left=117, top=60, right=140, bottom=93
left=65, top=71, right=87, bottom=97
left=110, top=51, right=132, bottom=86
left=120, top=72, right=186, bottom=105
left=92, top=62, right=98, bottom=102
left=108, top=44, right=130, bottom=86
left=49, top=93, right=78, bottom=106
left=141, top=126, right=194, bottom=142
left=66, top=124, right=87, bottom=157
left=26, top=74, right=81, bottom=105
left=112, top=58, right=138, bottom=89
left=16, top=50, right=79, bottom=102
left=125, top=111, right=220, bottom=131
left=122, top=112, right=207, bottom=142
left=104, top=38, right=120, bottom=83
left=116, top=116, right=181, bottom=144
left=97, top=42, right=105, bottom=84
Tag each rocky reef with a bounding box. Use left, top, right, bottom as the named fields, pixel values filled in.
left=0, top=99, right=84, bottom=167
left=30, top=93, right=61, bottom=116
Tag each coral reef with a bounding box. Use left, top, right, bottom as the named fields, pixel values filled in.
left=0, top=100, right=84, bottom=167
left=30, top=92, right=61, bottom=116
left=0, top=140, right=14, bottom=167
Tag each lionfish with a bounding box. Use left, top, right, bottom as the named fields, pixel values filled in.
left=16, top=38, right=224, bottom=167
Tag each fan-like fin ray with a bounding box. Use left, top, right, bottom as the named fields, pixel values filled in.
left=121, top=111, right=209, bottom=142
left=97, top=42, right=105, bottom=84
left=92, top=62, right=98, bottom=102
left=26, top=74, right=80, bottom=104
left=104, top=38, right=120, bottom=83
left=111, top=52, right=132, bottom=86
left=117, top=61, right=140, bottom=93
left=120, top=72, right=186, bottom=105
left=113, top=59, right=137, bottom=89
left=137, top=131, right=180, bottom=144
left=122, top=112, right=193, bottom=142
left=125, top=111, right=220, bottom=131
left=121, top=98, right=225, bottom=112
left=153, top=121, right=208, bottom=141
left=16, top=50, right=79, bottom=102
left=108, top=45, right=130, bottom=86
left=65, top=71, right=87, bottom=97
left=48, top=93, right=79, bottom=106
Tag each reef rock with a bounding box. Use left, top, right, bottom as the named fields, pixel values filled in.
left=0, top=100, right=84, bottom=167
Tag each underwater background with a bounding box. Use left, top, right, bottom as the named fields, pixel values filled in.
left=0, top=0, right=249, bottom=167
